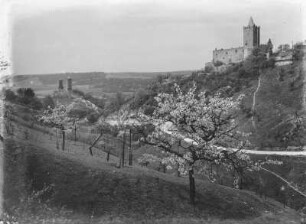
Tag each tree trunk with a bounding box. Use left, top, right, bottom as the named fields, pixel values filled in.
left=5, top=121, right=12, bottom=135
left=56, top=128, right=59, bottom=150
left=189, top=167, right=196, bottom=205
left=61, top=128, right=65, bottom=151
left=89, top=131, right=103, bottom=156
left=176, top=163, right=180, bottom=177
left=105, top=143, right=110, bottom=162
left=162, top=164, right=166, bottom=173
left=234, top=169, right=243, bottom=190
left=107, top=150, right=110, bottom=162
left=238, top=174, right=243, bottom=190
left=89, top=147, right=93, bottom=156
left=128, top=129, right=133, bottom=166
left=74, top=124, right=77, bottom=142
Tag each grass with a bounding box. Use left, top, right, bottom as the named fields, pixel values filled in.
left=0, top=114, right=302, bottom=223
left=3, top=131, right=301, bottom=223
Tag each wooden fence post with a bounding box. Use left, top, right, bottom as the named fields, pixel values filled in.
left=121, top=130, right=126, bottom=168
left=129, top=129, right=133, bottom=166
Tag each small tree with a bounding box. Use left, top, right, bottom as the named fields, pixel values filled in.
left=107, top=92, right=125, bottom=113
left=38, top=104, right=70, bottom=151
left=16, top=88, right=38, bottom=106
left=139, top=84, right=251, bottom=204
left=88, top=122, right=113, bottom=156
left=292, top=43, right=305, bottom=61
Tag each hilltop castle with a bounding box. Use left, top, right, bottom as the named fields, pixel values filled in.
left=211, top=17, right=273, bottom=65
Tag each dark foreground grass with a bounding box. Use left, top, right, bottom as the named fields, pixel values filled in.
left=2, top=138, right=301, bottom=224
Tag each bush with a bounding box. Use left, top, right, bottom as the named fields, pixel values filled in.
left=87, top=112, right=100, bottom=124
left=214, top=60, right=224, bottom=67
left=293, top=43, right=305, bottom=61
left=68, top=108, right=88, bottom=119
left=72, top=89, right=85, bottom=97
left=4, top=89, right=16, bottom=102
left=42, top=95, right=55, bottom=109
left=143, top=105, right=155, bottom=116
left=15, top=88, right=37, bottom=106
left=84, top=93, right=105, bottom=109
left=17, top=88, right=35, bottom=98
left=29, top=98, right=43, bottom=110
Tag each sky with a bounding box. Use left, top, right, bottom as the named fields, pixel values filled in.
left=4, top=0, right=306, bottom=74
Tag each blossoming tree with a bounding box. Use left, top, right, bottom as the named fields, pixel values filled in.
left=38, top=104, right=70, bottom=151
left=139, top=84, right=252, bottom=204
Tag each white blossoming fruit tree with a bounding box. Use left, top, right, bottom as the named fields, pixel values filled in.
left=139, top=84, right=252, bottom=204
left=38, top=104, right=70, bottom=151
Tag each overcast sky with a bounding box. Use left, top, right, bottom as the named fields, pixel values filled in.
left=7, top=0, right=306, bottom=74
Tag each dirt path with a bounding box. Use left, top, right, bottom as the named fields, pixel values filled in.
left=241, top=149, right=306, bottom=156
left=251, top=75, right=261, bottom=129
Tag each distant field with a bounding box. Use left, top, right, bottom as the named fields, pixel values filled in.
left=8, top=70, right=192, bottom=98
left=105, top=70, right=193, bottom=79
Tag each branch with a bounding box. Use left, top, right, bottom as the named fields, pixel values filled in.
left=139, top=126, right=185, bottom=158
left=88, top=131, right=103, bottom=156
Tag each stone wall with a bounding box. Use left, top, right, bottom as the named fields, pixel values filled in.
left=213, top=47, right=244, bottom=64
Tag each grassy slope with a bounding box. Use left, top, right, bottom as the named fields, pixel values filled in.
left=242, top=61, right=305, bottom=147
left=142, top=59, right=305, bottom=148
left=3, top=133, right=301, bottom=223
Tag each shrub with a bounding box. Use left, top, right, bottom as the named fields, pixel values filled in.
left=15, top=88, right=37, bottom=106
left=143, top=105, right=155, bottom=116
left=84, top=94, right=105, bottom=109
left=42, top=95, right=55, bottom=109
left=17, top=88, right=35, bottom=98
left=293, top=43, right=305, bottom=61
left=4, top=89, right=16, bottom=102
left=72, top=89, right=85, bottom=97
left=86, top=112, right=100, bottom=124
left=214, top=60, right=224, bottom=67
left=29, top=98, right=43, bottom=110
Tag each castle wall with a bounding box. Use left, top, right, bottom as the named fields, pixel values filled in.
left=213, top=47, right=244, bottom=64
left=210, top=18, right=266, bottom=66
left=243, top=48, right=253, bottom=59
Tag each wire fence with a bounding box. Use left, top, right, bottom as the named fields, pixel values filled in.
left=5, top=115, right=141, bottom=166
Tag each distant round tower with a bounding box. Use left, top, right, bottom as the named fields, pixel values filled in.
left=67, top=77, right=72, bottom=92
left=243, top=17, right=260, bottom=48
left=58, top=79, right=64, bottom=91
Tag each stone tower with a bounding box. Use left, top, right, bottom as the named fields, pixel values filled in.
left=58, top=79, right=64, bottom=91
left=67, top=77, right=72, bottom=92
left=243, top=17, right=260, bottom=48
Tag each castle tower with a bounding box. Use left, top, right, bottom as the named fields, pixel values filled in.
left=243, top=17, right=260, bottom=48
left=67, top=77, right=72, bottom=92
left=58, top=79, right=64, bottom=91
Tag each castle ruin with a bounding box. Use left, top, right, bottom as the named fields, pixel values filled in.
left=212, top=17, right=272, bottom=65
